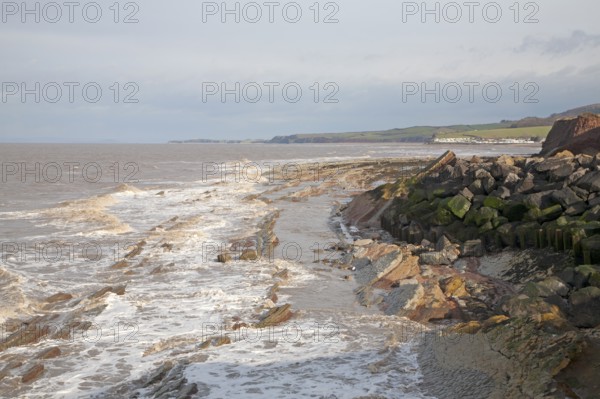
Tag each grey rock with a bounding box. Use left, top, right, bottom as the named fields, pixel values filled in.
left=503, top=173, right=521, bottom=187
left=468, top=179, right=485, bottom=195
left=537, top=276, right=570, bottom=297
left=515, top=174, right=535, bottom=194
left=575, top=170, right=600, bottom=192
left=522, top=191, right=556, bottom=209
left=569, top=286, right=600, bottom=328
left=576, top=154, right=594, bottom=168
left=565, top=202, right=588, bottom=216
left=551, top=187, right=583, bottom=208
left=567, top=168, right=589, bottom=185
left=420, top=251, right=445, bottom=265
left=549, top=162, right=575, bottom=181
left=588, top=196, right=600, bottom=207
left=459, top=187, right=474, bottom=201
left=435, top=235, right=453, bottom=252
left=491, top=186, right=511, bottom=199
left=462, top=240, right=484, bottom=257
left=482, top=176, right=496, bottom=194
left=535, top=158, right=569, bottom=173
left=384, top=280, right=425, bottom=315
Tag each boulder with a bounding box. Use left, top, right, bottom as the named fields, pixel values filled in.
left=573, top=265, right=600, bottom=289
left=472, top=207, right=498, bottom=227
left=541, top=113, right=600, bottom=156
left=575, top=170, right=600, bottom=192
left=483, top=196, right=505, bottom=210
left=515, top=174, right=536, bottom=194
left=497, top=154, right=515, bottom=166
left=576, top=154, right=594, bottom=168
left=459, top=187, right=474, bottom=201
left=549, top=162, right=576, bottom=181
left=523, top=191, right=556, bottom=210
left=552, top=187, right=584, bottom=208
left=353, top=244, right=406, bottom=285
left=504, top=173, right=521, bottom=187
left=497, top=223, right=517, bottom=246
left=536, top=277, right=570, bottom=297
left=462, top=239, right=484, bottom=257
left=420, top=251, right=449, bottom=265
left=446, top=194, right=472, bottom=219
left=435, top=235, right=452, bottom=252
left=384, top=280, right=425, bottom=315
left=491, top=186, right=511, bottom=199
left=468, top=179, right=485, bottom=195
left=568, top=287, right=600, bottom=327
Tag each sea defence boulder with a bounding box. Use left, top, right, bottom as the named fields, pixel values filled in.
left=379, top=149, right=600, bottom=267
left=343, top=147, right=600, bottom=398
left=541, top=113, right=600, bottom=156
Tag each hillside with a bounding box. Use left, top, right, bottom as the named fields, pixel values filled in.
left=268, top=104, right=600, bottom=144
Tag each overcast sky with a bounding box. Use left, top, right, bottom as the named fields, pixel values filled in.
left=1, top=0, right=599, bottom=142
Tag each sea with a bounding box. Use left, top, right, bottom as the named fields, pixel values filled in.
left=0, top=143, right=540, bottom=398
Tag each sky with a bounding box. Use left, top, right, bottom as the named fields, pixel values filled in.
left=0, top=0, right=599, bottom=143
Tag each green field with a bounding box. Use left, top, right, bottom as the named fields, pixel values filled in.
left=269, top=123, right=518, bottom=143
left=436, top=126, right=552, bottom=140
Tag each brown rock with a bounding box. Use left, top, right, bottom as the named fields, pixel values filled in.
left=555, top=150, right=575, bottom=158
left=216, top=253, right=232, bottom=263
left=45, top=293, right=73, bottom=303
left=124, top=240, right=146, bottom=259
left=110, top=260, right=129, bottom=269
left=239, top=250, right=258, bottom=261
left=440, top=276, right=469, bottom=298
left=89, top=285, right=126, bottom=299
left=255, top=304, right=293, bottom=328
left=22, top=364, right=44, bottom=384
left=36, top=346, right=61, bottom=359
left=542, top=114, right=600, bottom=156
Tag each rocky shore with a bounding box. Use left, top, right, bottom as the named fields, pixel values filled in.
left=343, top=114, right=600, bottom=398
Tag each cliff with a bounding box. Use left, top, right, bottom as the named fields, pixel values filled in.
left=541, top=113, right=600, bottom=156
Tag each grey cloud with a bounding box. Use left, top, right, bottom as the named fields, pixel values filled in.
left=516, top=30, right=600, bottom=55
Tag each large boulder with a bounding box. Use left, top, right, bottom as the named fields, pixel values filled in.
left=574, top=170, right=600, bottom=193
left=446, top=194, right=472, bottom=219
left=541, top=113, right=600, bottom=156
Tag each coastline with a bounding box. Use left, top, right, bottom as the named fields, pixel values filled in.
left=3, top=149, right=597, bottom=398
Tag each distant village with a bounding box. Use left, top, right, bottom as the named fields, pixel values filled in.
left=429, top=136, right=541, bottom=144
